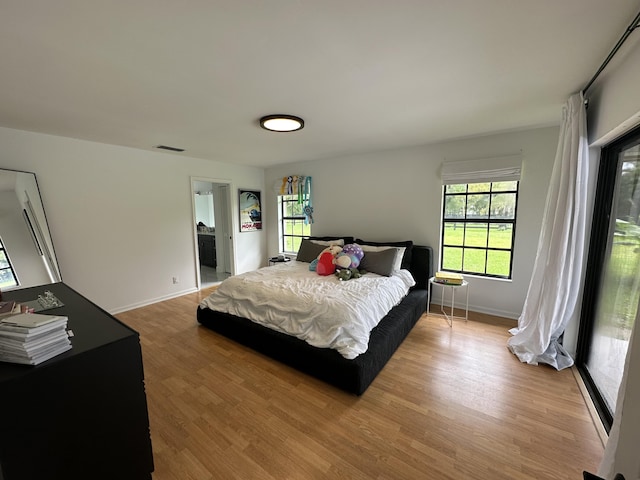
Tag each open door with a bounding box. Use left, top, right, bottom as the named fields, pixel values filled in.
left=577, top=125, right=640, bottom=432
left=192, top=178, right=234, bottom=289
left=213, top=184, right=233, bottom=275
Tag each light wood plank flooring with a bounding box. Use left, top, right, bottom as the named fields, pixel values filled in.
left=117, top=290, right=604, bottom=480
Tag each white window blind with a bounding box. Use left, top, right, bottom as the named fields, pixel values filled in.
left=441, top=154, right=522, bottom=185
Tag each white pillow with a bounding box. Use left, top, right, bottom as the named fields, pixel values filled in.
left=359, top=245, right=405, bottom=271
left=310, top=239, right=345, bottom=247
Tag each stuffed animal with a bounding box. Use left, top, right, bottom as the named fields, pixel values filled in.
left=334, top=252, right=353, bottom=269
left=335, top=268, right=352, bottom=281
left=316, top=251, right=336, bottom=276
left=350, top=268, right=364, bottom=279
left=335, top=267, right=366, bottom=281
left=313, top=245, right=342, bottom=274
left=336, top=243, right=364, bottom=269
left=320, top=245, right=343, bottom=257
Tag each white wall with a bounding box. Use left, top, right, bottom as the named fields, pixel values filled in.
left=587, top=34, right=640, bottom=146
left=265, top=126, right=559, bottom=319
left=0, top=126, right=265, bottom=313
left=586, top=32, right=640, bottom=480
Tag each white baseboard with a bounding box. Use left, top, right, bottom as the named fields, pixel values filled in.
left=110, top=287, right=198, bottom=315
left=430, top=291, right=520, bottom=320
left=468, top=304, right=520, bottom=320
left=430, top=299, right=520, bottom=320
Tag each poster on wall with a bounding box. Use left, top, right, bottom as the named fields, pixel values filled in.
left=239, top=189, right=262, bottom=232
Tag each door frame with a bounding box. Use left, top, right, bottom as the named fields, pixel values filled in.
left=190, top=176, right=235, bottom=290
left=576, top=123, right=640, bottom=432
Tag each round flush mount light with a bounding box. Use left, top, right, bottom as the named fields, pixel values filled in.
left=259, top=114, right=304, bottom=132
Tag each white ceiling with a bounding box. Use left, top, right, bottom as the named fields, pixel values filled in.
left=1, top=1, right=638, bottom=168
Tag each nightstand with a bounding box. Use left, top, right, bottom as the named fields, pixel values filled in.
left=268, top=256, right=291, bottom=266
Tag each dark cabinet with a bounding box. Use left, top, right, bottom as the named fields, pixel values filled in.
left=198, top=234, right=216, bottom=268
left=0, top=283, right=154, bottom=480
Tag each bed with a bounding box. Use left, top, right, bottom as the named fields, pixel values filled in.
left=197, top=238, right=432, bottom=395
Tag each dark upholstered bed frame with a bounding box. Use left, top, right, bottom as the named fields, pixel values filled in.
left=197, top=245, right=433, bottom=395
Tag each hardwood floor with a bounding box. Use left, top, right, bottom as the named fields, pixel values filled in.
left=117, top=291, right=604, bottom=480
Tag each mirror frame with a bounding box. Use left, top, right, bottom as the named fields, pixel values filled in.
left=0, top=168, right=61, bottom=290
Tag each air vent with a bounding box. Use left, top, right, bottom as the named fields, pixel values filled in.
left=154, top=145, right=185, bottom=152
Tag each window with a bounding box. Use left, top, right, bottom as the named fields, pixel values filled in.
left=278, top=195, right=311, bottom=254
left=0, top=237, right=19, bottom=289
left=577, top=125, right=640, bottom=432
left=440, top=181, right=518, bottom=278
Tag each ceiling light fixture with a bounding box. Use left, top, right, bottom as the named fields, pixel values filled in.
left=259, top=115, right=304, bottom=132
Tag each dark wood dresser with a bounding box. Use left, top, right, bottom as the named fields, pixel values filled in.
left=0, top=283, right=154, bottom=480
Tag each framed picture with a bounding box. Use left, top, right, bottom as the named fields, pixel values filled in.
left=239, top=189, right=262, bottom=232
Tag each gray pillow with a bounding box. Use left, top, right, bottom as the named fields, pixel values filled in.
left=355, top=239, right=413, bottom=270
left=295, top=239, right=327, bottom=262
left=359, top=248, right=398, bottom=277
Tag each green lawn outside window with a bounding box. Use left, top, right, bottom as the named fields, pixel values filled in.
left=441, top=181, right=518, bottom=278
left=279, top=195, right=311, bottom=254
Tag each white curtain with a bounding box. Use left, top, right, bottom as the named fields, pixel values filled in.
left=598, top=313, right=640, bottom=480
left=507, top=93, right=589, bottom=370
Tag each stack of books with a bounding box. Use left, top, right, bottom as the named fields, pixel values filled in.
left=434, top=271, right=464, bottom=285
left=0, top=313, right=72, bottom=365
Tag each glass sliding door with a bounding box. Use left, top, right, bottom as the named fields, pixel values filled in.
left=578, top=126, right=640, bottom=431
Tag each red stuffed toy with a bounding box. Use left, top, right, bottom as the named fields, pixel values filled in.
left=316, top=251, right=336, bottom=276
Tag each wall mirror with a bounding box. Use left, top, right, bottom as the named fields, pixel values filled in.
left=0, top=168, right=61, bottom=291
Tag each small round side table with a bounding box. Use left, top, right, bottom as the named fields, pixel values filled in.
left=427, top=277, right=469, bottom=327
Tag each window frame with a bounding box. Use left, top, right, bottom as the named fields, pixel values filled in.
left=0, top=236, right=19, bottom=289
left=576, top=123, right=640, bottom=433
left=440, top=181, right=519, bottom=279
left=278, top=194, right=311, bottom=254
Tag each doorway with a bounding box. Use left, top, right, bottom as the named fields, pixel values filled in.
left=577, top=125, right=640, bottom=432
left=192, top=178, right=233, bottom=289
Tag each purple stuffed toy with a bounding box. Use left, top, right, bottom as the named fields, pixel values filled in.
left=335, top=243, right=364, bottom=269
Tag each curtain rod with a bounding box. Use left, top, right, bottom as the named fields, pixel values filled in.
left=582, top=10, right=640, bottom=95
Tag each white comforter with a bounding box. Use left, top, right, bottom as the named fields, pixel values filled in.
left=200, top=261, right=415, bottom=359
